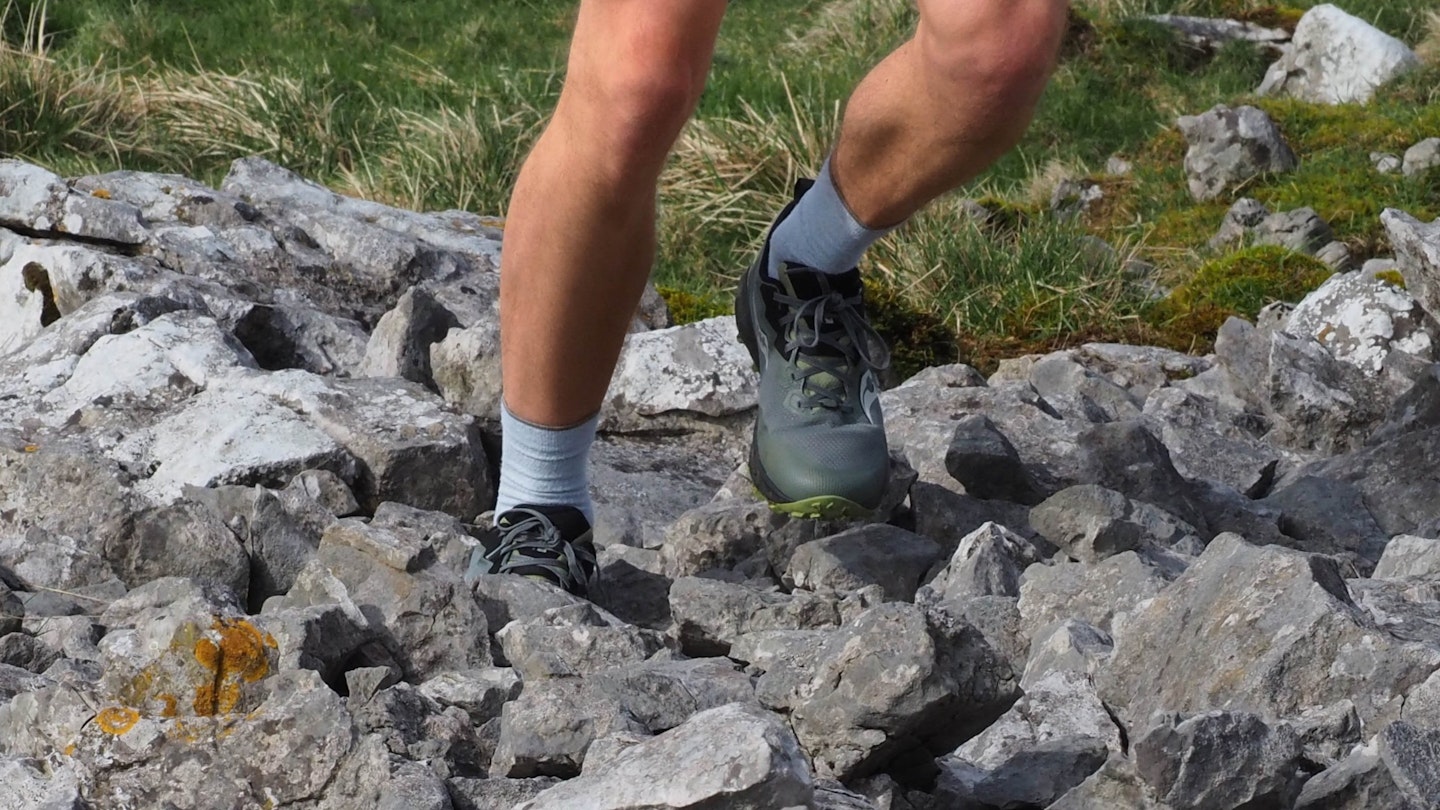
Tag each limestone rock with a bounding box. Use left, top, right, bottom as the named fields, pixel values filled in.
left=429, top=321, right=502, bottom=421
left=490, top=678, right=646, bottom=779
left=602, top=317, right=757, bottom=431
left=1254, top=207, right=1335, bottom=255
left=785, top=524, right=940, bottom=601
left=1288, top=269, right=1437, bottom=376
left=1177, top=104, right=1297, bottom=201
left=944, top=414, right=1046, bottom=505
left=1382, top=209, right=1440, bottom=321
left=1030, top=485, right=1202, bottom=564
left=1295, top=722, right=1440, bottom=808
left=1403, top=138, right=1440, bottom=178
left=0, top=160, right=147, bottom=245
left=1133, top=710, right=1306, bottom=809
left=1374, top=535, right=1440, bottom=581
left=1142, top=386, right=1280, bottom=497
left=1258, top=476, right=1389, bottom=573
left=589, top=657, right=758, bottom=733
left=359, top=286, right=460, bottom=386
left=1099, top=534, right=1440, bottom=730
left=1258, top=4, right=1419, bottom=104
left=1018, top=551, right=1176, bottom=638
left=668, top=576, right=840, bottom=658
left=494, top=602, right=672, bottom=680
left=917, top=521, right=1042, bottom=604
left=514, top=704, right=812, bottom=810
left=1146, top=15, right=1289, bottom=51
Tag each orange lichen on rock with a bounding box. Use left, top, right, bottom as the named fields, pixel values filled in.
left=97, top=706, right=141, bottom=735
left=192, top=618, right=277, bottom=716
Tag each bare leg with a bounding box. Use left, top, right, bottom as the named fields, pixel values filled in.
left=500, top=0, right=728, bottom=427
left=833, top=0, right=1071, bottom=228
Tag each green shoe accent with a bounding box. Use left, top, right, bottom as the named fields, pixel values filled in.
left=763, top=493, right=875, bottom=521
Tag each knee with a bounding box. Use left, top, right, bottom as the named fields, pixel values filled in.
left=560, top=53, right=706, bottom=179
left=918, top=0, right=1069, bottom=97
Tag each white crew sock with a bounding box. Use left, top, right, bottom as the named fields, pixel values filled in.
left=766, top=155, right=899, bottom=279
left=494, top=401, right=598, bottom=523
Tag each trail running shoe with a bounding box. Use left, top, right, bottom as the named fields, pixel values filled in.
left=734, top=180, right=892, bottom=519
left=464, top=504, right=598, bottom=597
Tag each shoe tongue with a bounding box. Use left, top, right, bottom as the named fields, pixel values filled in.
left=499, top=504, right=591, bottom=536
left=779, top=265, right=862, bottom=301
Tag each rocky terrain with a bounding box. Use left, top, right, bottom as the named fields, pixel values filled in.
left=2, top=5, right=1440, bottom=809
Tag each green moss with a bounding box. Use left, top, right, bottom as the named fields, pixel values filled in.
left=862, top=277, right=958, bottom=384
left=657, top=286, right=729, bottom=326
left=1147, top=246, right=1332, bottom=349
left=1375, top=270, right=1407, bottom=289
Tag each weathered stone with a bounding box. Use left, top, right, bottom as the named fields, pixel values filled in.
left=1146, top=14, right=1289, bottom=51
left=1072, top=419, right=1207, bottom=533
left=231, top=303, right=368, bottom=377
left=1265, top=328, right=1387, bottom=455
left=0, top=160, right=147, bottom=244
left=1252, top=207, right=1335, bottom=255
left=1295, top=722, right=1440, bottom=808
left=447, top=777, right=561, bottom=810
left=490, top=679, right=646, bottom=779
left=589, top=657, right=757, bottom=733
left=1018, top=552, right=1176, bottom=637
left=103, top=502, right=249, bottom=604
left=785, top=524, right=940, bottom=601
left=417, top=668, right=524, bottom=726
left=1375, top=535, right=1440, bottom=581
left=494, top=602, right=672, bottom=680
left=759, top=601, right=1019, bottom=780
left=1316, top=240, right=1356, bottom=272
left=1021, top=619, right=1113, bottom=688
left=1133, top=710, right=1306, bottom=809
left=1403, top=138, right=1440, bottom=178
left=1259, top=476, right=1389, bottom=573
left=944, top=414, right=1045, bottom=504
left=1382, top=209, right=1440, bottom=321
left=1048, top=754, right=1165, bottom=809
left=283, top=468, right=360, bottom=517
left=469, top=574, right=591, bottom=635
left=588, top=431, right=746, bottom=551
left=0, top=584, right=21, bottom=637
left=1210, top=197, right=1271, bottom=248
left=668, top=576, right=839, bottom=657
left=429, top=321, right=502, bottom=422
left=187, top=484, right=322, bottom=605
left=350, top=682, right=486, bottom=777
left=0, top=756, right=86, bottom=809
left=1401, top=669, right=1440, bottom=729
left=1288, top=269, right=1437, bottom=378
left=935, top=670, right=1119, bottom=808
left=1258, top=4, right=1419, bottom=104
left=917, top=522, right=1042, bottom=604
left=1027, top=352, right=1143, bottom=424
left=1031, top=485, right=1202, bottom=564
left=359, top=286, right=460, bottom=386
left=1374, top=152, right=1404, bottom=174
left=1177, top=104, right=1297, bottom=201
left=1285, top=426, right=1440, bottom=536
left=1142, top=386, right=1280, bottom=497
left=514, top=704, right=812, bottom=810
left=0, top=634, right=60, bottom=674
left=281, top=522, right=491, bottom=680
left=257, top=601, right=377, bottom=690
left=601, top=317, right=757, bottom=431
left=1099, top=534, right=1440, bottom=729
left=908, top=483, right=1038, bottom=557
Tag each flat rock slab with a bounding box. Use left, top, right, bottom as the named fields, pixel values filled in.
left=1258, top=4, right=1419, bottom=105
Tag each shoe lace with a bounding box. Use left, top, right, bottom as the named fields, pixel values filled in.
left=484, top=508, right=593, bottom=590
left=775, top=286, right=891, bottom=410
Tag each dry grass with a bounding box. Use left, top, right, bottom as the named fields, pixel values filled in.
left=1417, top=9, right=1440, bottom=65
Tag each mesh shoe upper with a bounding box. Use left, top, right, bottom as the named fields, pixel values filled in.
left=464, top=504, right=597, bottom=597
left=736, top=185, right=893, bottom=512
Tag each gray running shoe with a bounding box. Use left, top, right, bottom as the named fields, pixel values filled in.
left=464, top=504, right=597, bottom=597
left=734, top=181, right=891, bottom=519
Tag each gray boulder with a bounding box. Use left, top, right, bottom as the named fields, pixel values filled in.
left=1022, top=619, right=1113, bottom=688
left=944, top=414, right=1046, bottom=504
left=1210, top=197, right=1271, bottom=248
left=934, top=670, right=1120, bottom=808
left=589, top=657, right=757, bottom=733
left=1258, top=4, right=1419, bottom=104
left=1030, top=485, right=1202, bottom=564
left=668, top=576, right=840, bottom=658
left=601, top=317, right=757, bottom=432
left=1099, top=534, right=1440, bottom=729
left=358, top=286, right=460, bottom=385
left=1018, top=551, right=1176, bottom=638
left=490, top=679, right=647, bottom=778
left=0, top=160, right=147, bottom=245
left=1254, top=207, right=1335, bottom=255
left=1403, top=138, right=1440, bottom=178
left=1295, top=722, right=1440, bottom=809
left=1374, top=535, right=1440, bottom=580
left=1260, top=475, right=1390, bottom=573
left=1287, top=269, right=1438, bottom=376
left=514, top=704, right=812, bottom=810
left=758, top=601, right=1019, bottom=780
left=785, top=524, right=940, bottom=601
left=1142, top=386, right=1280, bottom=497
left=1284, top=426, right=1440, bottom=536
left=1177, top=104, right=1297, bottom=201
left=917, top=521, right=1042, bottom=604
left=1133, top=710, right=1306, bottom=809
left=494, top=602, right=672, bottom=680
left=429, top=321, right=502, bottom=421
left=1382, top=209, right=1440, bottom=321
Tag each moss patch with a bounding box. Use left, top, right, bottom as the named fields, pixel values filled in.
left=656, top=285, right=730, bottom=326
left=862, top=277, right=959, bottom=383
left=1147, top=245, right=1332, bottom=349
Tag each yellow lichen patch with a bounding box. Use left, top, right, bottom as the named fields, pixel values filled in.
left=90, top=188, right=112, bottom=200
left=192, top=618, right=277, bottom=716
left=23, top=444, right=38, bottom=453
left=96, top=706, right=141, bottom=735
left=63, top=743, right=76, bottom=757
left=159, top=694, right=179, bottom=718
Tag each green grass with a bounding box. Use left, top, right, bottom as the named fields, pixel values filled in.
left=5, top=0, right=1439, bottom=370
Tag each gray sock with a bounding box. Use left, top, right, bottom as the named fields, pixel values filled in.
left=766, top=155, right=898, bottom=278
left=495, top=401, right=597, bottom=522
